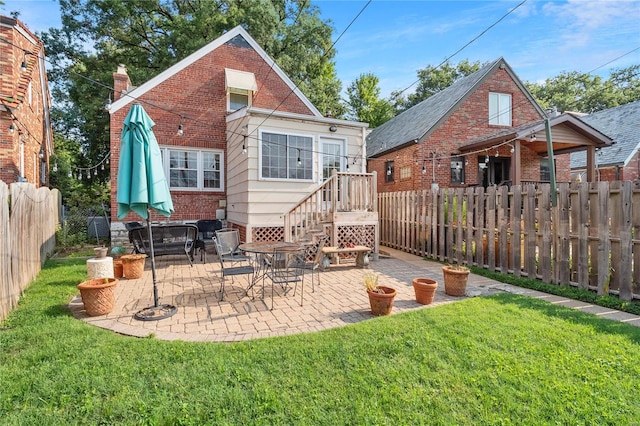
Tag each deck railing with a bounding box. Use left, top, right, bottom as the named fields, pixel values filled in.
left=283, top=170, right=377, bottom=242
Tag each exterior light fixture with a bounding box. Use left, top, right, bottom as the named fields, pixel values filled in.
left=53, top=160, right=58, bottom=172
left=297, top=149, right=302, bottom=166
left=485, top=154, right=490, bottom=164
left=495, top=150, right=499, bottom=157
left=422, top=161, right=427, bottom=174
left=510, top=145, right=515, bottom=153
left=177, top=115, right=184, bottom=136
left=530, top=132, right=536, bottom=142
left=20, top=53, right=27, bottom=72
left=39, top=151, right=44, bottom=159
left=386, top=166, right=392, bottom=176
left=104, top=94, right=112, bottom=111
left=329, top=125, right=337, bottom=132
left=9, top=123, right=15, bottom=133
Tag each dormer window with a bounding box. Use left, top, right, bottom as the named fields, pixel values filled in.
left=225, top=68, right=257, bottom=112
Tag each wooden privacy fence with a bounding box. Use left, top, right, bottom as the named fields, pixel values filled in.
left=378, top=181, right=640, bottom=301
left=0, top=181, right=60, bottom=321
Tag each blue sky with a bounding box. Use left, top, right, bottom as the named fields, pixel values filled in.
left=3, top=0, right=639, bottom=98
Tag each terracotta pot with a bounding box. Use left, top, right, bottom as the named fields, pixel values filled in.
left=367, top=286, right=396, bottom=316
left=442, top=266, right=469, bottom=296
left=120, top=254, right=146, bottom=279
left=77, top=277, right=118, bottom=316
left=113, top=259, right=124, bottom=278
left=412, top=278, right=438, bottom=305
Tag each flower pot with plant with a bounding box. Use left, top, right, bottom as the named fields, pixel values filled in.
left=77, top=277, right=119, bottom=316
left=363, top=271, right=396, bottom=316
left=412, top=277, right=438, bottom=305
left=120, top=253, right=147, bottom=279
left=442, top=264, right=470, bottom=296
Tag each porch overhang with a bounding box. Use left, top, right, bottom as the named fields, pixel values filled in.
left=457, top=113, right=613, bottom=184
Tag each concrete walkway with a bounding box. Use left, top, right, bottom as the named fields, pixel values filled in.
left=69, top=247, right=640, bottom=342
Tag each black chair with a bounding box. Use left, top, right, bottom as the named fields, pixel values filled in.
left=214, top=231, right=253, bottom=301
left=194, top=219, right=223, bottom=262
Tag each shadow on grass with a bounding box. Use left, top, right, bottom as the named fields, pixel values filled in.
left=489, top=293, right=640, bottom=344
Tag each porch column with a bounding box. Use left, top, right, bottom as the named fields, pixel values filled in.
left=512, top=140, right=521, bottom=185
left=586, top=146, right=596, bottom=182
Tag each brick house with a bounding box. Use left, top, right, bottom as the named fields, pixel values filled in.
left=0, top=16, right=53, bottom=186
left=571, top=100, right=640, bottom=182
left=109, top=26, right=370, bottom=244
left=366, top=58, right=611, bottom=192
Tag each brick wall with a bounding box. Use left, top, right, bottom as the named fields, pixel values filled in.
left=110, top=36, right=316, bottom=222
left=372, top=68, right=558, bottom=192
left=0, top=17, right=50, bottom=187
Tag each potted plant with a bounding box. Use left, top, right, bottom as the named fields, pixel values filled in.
left=77, top=277, right=119, bottom=316
left=93, top=246, right=108, bottom=258
left=442, top=264, right=470, bottom=296
left=111, top=246, right=126, bottom=278
left=120, top=253, right=147, bottom=279
left=363, top=271, right=396, bottom=316
left=412, top=277, right=438, bottom=305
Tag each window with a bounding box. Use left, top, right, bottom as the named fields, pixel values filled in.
left=225, top=68, right=257, bottom=112
left=400, top=166, right=411, bottom=180
left=385, top=160, right=394, bottom=183
left=489, top=92, right=511, bottom=126
left=450, top=157, right=465, bottom=185
left=229, top=89, right=250, bottom=111
left=540, top=158, right=553, bottom=182
left=163, top=148, right=223, bottom=191
left=261, top=132, right=313, bottom=180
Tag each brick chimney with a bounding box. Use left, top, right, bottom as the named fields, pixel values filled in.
left=113, top=64, right=132, bottom=101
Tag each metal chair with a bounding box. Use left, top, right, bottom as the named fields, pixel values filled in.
left=214, top=229, right=248, bottom=264
left=194, top=219, right=223, bottom=262
left=214, top=234, right=253, bottom=301
left=264, top=247, right=306, bottom=310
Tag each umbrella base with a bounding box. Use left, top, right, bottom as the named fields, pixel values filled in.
left=134, top=304, right=177, bottom=321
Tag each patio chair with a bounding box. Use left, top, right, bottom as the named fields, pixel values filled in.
left=293, top=236, right=328, bottom=293
left=214, top=233, right=254, bottom=301
left=194, top=219, right=223, bottom=263
left=214, top=229, right=249, bottom=265
left=264, top=247, right=306, bottom=310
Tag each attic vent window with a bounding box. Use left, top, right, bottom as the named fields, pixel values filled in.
left=225, top=68, right=257, bottom=112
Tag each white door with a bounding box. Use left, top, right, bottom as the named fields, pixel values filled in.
left=321, top=138, right=345, bottom=181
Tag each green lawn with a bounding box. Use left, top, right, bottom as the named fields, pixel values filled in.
left=1, top=259, right=639, bottom=425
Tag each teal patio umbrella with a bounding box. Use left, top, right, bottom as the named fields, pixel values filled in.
left=117, top=103, right=175, bottom=320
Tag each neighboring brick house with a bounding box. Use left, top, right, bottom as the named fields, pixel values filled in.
left=571, top=101, right=640, bottom=182
left=366, top=58, right=611, bottom=192
left=0, top=15, right=53, bottom=186
left=109, top=26, right=368, bottom=242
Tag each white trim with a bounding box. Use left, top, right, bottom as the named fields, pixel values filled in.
left=230, top=106, right=368, bottom=129
left=161, top=146, right=225, bottom=191
left=110, top=26, right=322, bottom=116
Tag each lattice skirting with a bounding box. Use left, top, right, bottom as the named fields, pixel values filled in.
left=336, top=224, right=376, bottom=261
left=252, top=226, right=284, bottom=243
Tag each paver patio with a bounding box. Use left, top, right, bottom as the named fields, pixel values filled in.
left=69, top=247, right=640, bottom=341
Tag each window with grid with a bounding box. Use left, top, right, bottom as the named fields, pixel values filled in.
left=489, top=92, right=512, bottom=126
left=261, top=132, right=313, bottom=180
left=165, top=148, right=223, bottom=191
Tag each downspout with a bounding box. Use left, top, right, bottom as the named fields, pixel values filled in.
left=544, top=117, right=557, bottom=207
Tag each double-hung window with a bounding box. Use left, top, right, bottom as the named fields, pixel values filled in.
left=163, top=147, right=224, bottom=191
left=261, top=132, right=313, bottom=180
left=489, top=92, right=512, bottom=126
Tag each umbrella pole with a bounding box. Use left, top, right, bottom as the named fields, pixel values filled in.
left=147, top=213, right=159, bottom=307
left=133, top=211, right=177, bottom=321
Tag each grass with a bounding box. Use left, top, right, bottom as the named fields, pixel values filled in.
left=1, top=259, right=639, bottom=424
left=469, top=266, right=640, bottom=316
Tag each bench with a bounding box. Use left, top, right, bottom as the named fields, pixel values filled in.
left=129, top=224, right=199, bottom=266
left=321, top=245, right=371, bottom=269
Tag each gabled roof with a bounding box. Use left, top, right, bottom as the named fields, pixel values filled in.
left=570, top=100, right=640, bottom=168
left=366, top=57, right=545, bottom=158
left=110, top=26, right=321, bottom=116
left=460, top=113, right=613, bottom=156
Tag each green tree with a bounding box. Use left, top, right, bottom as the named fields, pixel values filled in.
left=393, top=60, right=485, bottom=112
left=345, top=73, right=394, bottom=128
left=525, top=65, right=640, bottom=113
left=40, top=0, right=344, bottom=202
